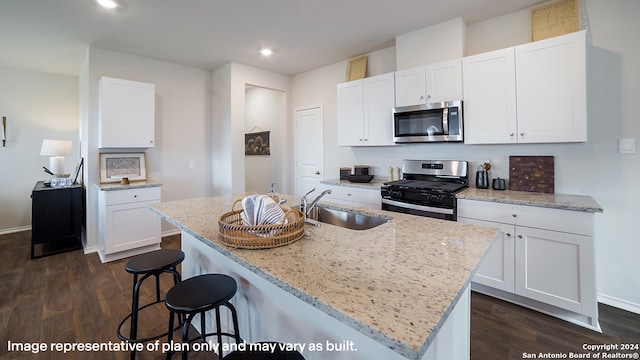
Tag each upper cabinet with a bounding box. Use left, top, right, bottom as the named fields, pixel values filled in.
left=99, top=76, right=156, bottom=148
left=464, top=31, right=587, bottom=144
left=337, top=73, right=395, bottom=146
left=394, top=59, right=463, bottom=107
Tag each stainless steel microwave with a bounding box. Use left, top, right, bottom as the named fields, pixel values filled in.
left=392, top=100, right=463, bottom=143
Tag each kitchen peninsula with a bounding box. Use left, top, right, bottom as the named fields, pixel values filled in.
left=150, top=194, right=498, bottom=360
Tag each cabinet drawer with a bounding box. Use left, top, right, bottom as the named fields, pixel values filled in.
left=102, top=187, right=161, bottom=205
left=457, top=199, right=592, bottom=236
left=324, top=185, right=380, bottom=208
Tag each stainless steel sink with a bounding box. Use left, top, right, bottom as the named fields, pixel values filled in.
left=301, top=205, right=390, bottom=230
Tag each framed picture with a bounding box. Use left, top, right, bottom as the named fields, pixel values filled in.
left=245, top=131, right=271, bottom=155
left=99, top=152, right=147, bottom=183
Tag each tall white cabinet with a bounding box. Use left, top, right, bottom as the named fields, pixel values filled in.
left=458, top=198, right=599, bottom=330
left=463, top=31, right=586, bottom=144
left=337, top=73, right=395, bottom=146
left=98, top=76, right=156, bottom=148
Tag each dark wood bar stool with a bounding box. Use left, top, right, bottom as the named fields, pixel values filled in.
left=117, top=249, right=185, bottom=359
left=165, top=273, right=242, bottom=359
left=221, top=342, right=305, bottom=360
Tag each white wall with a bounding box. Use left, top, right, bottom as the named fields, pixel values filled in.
left=80, top=47, right=212, bottom=250
left=396, top=17, right=466, bottom=70
left=244, top=86, right=285, bottom=193
left=290, top=0, right=640, bottom=312
left=0, top=66, right=79, bottom=233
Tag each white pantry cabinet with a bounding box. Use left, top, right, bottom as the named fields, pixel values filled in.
left=97, top=186, right=162, bottom=262
left=337, top=73, right=395, bottom=146
left=458, top=198, right=599, bottom=330
left=99, top=76, right=155, bottom=148
left=463, top=31, right=586, bottom=144
left=394, top=59, right=463, bottom=107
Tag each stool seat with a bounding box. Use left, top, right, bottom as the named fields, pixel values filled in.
left=165, top=274, right=241, bottom=359
left=166, top=274, right=237, bottom=313
left=221, top=342, right=305, bottom=360
left=126, top=249, right=185, bottom=275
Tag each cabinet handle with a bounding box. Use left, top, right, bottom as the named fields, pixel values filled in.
left=509, top=133, right=514, bottom=136
left=512, top=214, right=517, bottom=217
left=420, top=95, right=424, bottom=100
left=520, top=132, right=525, bottom=136
left=505, top=233, right=512, bottom=237
left=134, top=195, right=137, bottom=198
left=518, top=235, right=523, bottom=239
left=347, top=193, right=352, bottom=197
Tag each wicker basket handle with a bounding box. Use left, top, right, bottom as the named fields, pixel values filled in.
left=231, top=199, right=243, bottom=211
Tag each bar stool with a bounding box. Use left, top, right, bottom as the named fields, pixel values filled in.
left=165, top=273, right=242, bottom=360
left=117, top=249, right=185, bottom=359
left=221, top=342, right=305, bottom=360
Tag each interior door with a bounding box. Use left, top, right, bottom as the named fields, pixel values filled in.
left=294, top=106, right=324, bottom=197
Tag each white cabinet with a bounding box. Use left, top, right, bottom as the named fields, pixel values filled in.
left=337, top=73, right=395, bottom=146
left=462, top=48, right=517, bottom=144
left=458, top=198, right=599, bottom=330
left=463, top=31, right=586, bottom=144
left=99, top=76, right=155, bottom=148
left=97, top=186, right=162, bottom=262
left=321, top=184, right=380, bottom=209
left=394, top=59, right=463, bottom=107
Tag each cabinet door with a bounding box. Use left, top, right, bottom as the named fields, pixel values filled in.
left=515, top=31, right=587, bottom=143
left=394, top=66, right=427, bottom=107
left=458, top=217, right=515, bottom=292
left=463, top=48, right=517, bottom=144
left=363, top=73, right=395, bottom=146
left=99, top=77, right=155, bottom=148
left=514, top=226, right=592, bottom=313
left=323, top=184, right=380, bottom=209
left=426, top=59, right=462, bottom=103
left=103, top=201, right=161, bottom=254
left=337, top=80, right=364, bottom=146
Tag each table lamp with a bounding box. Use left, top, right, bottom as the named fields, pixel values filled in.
left=40, top=139, right=72, bottom=176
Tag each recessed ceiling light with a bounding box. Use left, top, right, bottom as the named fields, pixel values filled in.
left=97, top=0, right=118, bottom=9
left=260, top=48, right=273, bottom=56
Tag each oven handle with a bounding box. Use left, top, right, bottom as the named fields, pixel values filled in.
left=382, top=198, right=454, bottom=215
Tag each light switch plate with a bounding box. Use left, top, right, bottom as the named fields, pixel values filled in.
left=619, top=138, right=636, bottom=154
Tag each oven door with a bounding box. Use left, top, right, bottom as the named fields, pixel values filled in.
left=381, top=198, right=456, bottom=221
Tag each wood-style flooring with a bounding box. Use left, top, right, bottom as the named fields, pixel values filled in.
left=1, top=231, right=639, bottom=360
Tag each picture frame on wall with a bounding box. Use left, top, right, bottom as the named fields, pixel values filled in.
left=245, top=131, right=270, bottom=155
left=99, top=152, right=147, bottom=183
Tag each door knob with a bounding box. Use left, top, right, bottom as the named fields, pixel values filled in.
left=315, top=171, right=320, bottom=175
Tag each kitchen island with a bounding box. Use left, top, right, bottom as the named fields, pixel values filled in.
left=150, top=194, right=498, bottom=360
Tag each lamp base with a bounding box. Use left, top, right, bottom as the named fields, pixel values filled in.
left=49, top=156, right=65, bottom=176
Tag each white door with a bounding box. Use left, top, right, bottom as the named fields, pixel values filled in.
left=294, top=106, right=323, bottom=197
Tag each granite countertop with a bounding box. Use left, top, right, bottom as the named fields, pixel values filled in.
left=321, top=177, right=387, bottom=190
left=457, top=188, right=603, bottom=213
left=96, top=181, right=162, bottom=191
left=150, top=193, right=498, bottom=359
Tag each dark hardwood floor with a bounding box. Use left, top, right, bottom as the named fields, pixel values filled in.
left=1, top=230, right=639, bottom=359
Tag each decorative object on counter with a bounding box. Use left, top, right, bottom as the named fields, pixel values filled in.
left=345, top=174, right=374, bottom=183
left=99, top=152, right=147, bottom=183
left=40, top=139, right=73, bottom=176
left=244, top=128, right=270, bottom=155
left=353, top=165, right=369, bottom=175
left=345, top=55, right=367, bottom=81
left=240, top=194, right=285, bottom=227
left=1, top=115, right=6, bottom=147
left=72, top=158, right=83, bottom=185
left=396, top=166, right=401, bottom=181
left=340, top=167, right=351, bottom=180
left=509, top=155, right=555, bottom=193
left=492, top=177, right=507, bottom=190
left=388, top=166, right=393, bottom=181
left=475, top=164, right=490, bottom=189
left=218, top=198, right=304, bottom=249
left=119, top=177, right=129, bottom=185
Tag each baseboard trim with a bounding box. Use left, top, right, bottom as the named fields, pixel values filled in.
left=162, top=229, right=181, bottom=237
left=598, top=293, right=640, bottom=315
left=0, top=225, right=31, bottom=235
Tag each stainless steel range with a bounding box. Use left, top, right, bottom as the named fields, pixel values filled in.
left=381, top=159, right=468, bottom=221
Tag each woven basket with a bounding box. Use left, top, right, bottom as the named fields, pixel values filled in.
left=218, top=199, right=305, bottom=249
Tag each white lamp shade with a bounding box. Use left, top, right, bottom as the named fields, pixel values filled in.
left=40, top=139, right=72, bottom=156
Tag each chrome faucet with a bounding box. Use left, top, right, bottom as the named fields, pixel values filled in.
left=299, top=188, right=332, bottom=224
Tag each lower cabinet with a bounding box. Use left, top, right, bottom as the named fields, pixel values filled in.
left=321, top=184, right=381, bottom=209
left=457, top=199, right=599, bottom=330
left=97, top=186, right=162, bottom=262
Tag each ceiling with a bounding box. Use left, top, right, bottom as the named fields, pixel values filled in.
left=0, top=0, right=545, bottom=77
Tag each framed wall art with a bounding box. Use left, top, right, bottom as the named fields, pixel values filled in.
left=99, top=152, right=147, bottom=183
left=245, top=130, right=270, bottom=155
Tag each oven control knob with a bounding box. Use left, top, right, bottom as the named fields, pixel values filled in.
left=390, top=190, right=402, bottom=198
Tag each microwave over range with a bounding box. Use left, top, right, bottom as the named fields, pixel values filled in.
left=392, top=100, right=463, bottom=143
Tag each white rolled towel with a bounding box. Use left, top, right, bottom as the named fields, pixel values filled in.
left=241, top=194, right=285, bottom=227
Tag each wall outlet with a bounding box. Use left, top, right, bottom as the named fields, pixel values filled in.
left=619, top=138, right=636, bottom=154
left=189, top=160, right=196, bottom=169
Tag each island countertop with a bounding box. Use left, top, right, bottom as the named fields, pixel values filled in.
left=150, top=194, right=498, bottom=359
